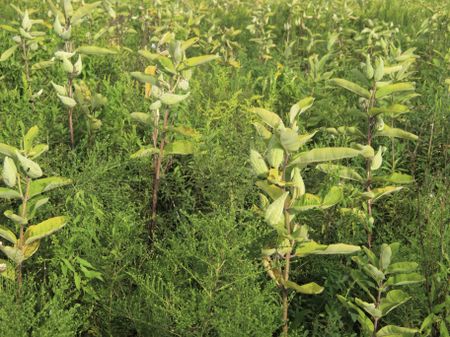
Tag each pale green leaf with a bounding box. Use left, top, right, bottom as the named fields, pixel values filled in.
left=0, top=187, right=21, bottom=199
left=283, top=280, right=324, bottom=294
left=376, top=82, right=415, bottom=99
left=160, top=93, right=190, bottom=105
left=24, top=216, right=68, bottom=244
left=76, top=45, right=117, bottom=55
left=183, top=54, right=220, bottom=67
left=28, top=177, right=72, bottom=199
left=16, top=152, right=43, bottom=178
left=290, top=147, right=361, bottom=166
left=0, top=226, right=17, bottom=244
left=265, top=192, right=288, bottom=227
left=330, top=78, right=371, bottom=98
left=317, top=164, right=363, bottom=181
left=250, top=108, right=284, bottom=129
left=2, top=157, right=17, bottom=187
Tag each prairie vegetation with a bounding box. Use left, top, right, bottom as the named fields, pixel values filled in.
left=0, top=0, right=448, bottom=336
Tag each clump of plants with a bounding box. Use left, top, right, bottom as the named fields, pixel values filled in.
left=0, top=126, right=71, bottom=289
left=129, top=32, right=219, bottom=236
left=249, top=98, right=365, bottom=335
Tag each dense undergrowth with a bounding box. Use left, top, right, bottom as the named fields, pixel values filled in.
left=0, top=0, right=448, bottom=336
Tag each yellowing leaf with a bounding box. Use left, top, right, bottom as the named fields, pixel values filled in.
left=183, top=54, right=220, bottom=67
left=24, top=216, right=68, bottom=245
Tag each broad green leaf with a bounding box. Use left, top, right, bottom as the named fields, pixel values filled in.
left=130, top=147, right=159, bottom=159
left=297, top=131, right=317, bottom=148
left=28, top=177, right=72, bottom=199
left=290, top=193, right=322, bottom=212
left=290, top=147, right=361, bottom=166
left=157, top=56, right=176, bottom=74
left=386, top=262, right=418, bottom=274
left=0, top=45, right=19, bottom=62
left=130, top=112, right=152, bottom=125
left=250, top=150, right=268, bottom=177
left=255, top=181, right=284, bottom=201
left=0, top=143, right=19, bottom=158
left=373, top=173, right=414, bottom=184
left=4, top=210, right=27, bottom=225
left=361, top=262, right=385, bottom=283
left=29, top=144, right=49, bottom=159
left=164, top=141, right=194, bottom=155
left=0, top=245, right=24, bottom=265
left=376, top=82, right=415, bottom=99
left=266, top=137, right=284, bottom=169
left=23, top=240, right=40, bottom=259
left=130, top=71, right=158, bottom=84
left=76, top=46, right=117, bottom=55
left=330, top=78, right=371, bottom=98
left=250, top=108, right=283, bottom=129
left=0, top=226, right=17, bottom=244
left=377, top=125, right=418, bottom=141
left=321, top=186, right=343, bottom=208
left=183, top=54, right=220, bottom=67
left=2, top=157, right=17, bottom=187
left=351, top=269, right=377, bottom=302
left=51, top=81, right=67, bottom=96
left=295, top=241, right=327, bottom=257
left=385, top=273, right=424, bottom=286
left=0, top=188, right=21, bottom=199
left=380, top=243, right=392, bottom=270
left=374, top=57, right=384, bottom=81
left=355, top=298, right=382, bottom=318
left=376, top=325, right=418, bottom=337
left=380, top=290, right=411, bottom=316
left=71, top=2, right=102, bottom=25
left=265, top=192, right=288, bottom=227
left=253, top=122, right=272, bottom=140
left=291, top=167, right=305, bottom=198
left=289, top=96, right=314, bottom=123
left=57, top=94, right=77, bottom=108
left=363, top=186, right=403, bottom=202
left=314, top=243, right=361, bottom=255
left=24, top=216, right=68, bottom=244
left=280, top=128, right=301, bottom=152
left=337, top=295, right=375, bottom=334
left=283, top=280, right=324, bottom=294
left=24, top=126, right=39, bottom=152
left=371, top=146, right=384, bottom=171
left=160, top=93, right=190, bottom=105
left=369, top=104, right=409, bottom=117
left=317, top=164, right=363, bottom=181
left=27, top=197, right=49, bottom=219
left=16, top=152, right=42, bottom=178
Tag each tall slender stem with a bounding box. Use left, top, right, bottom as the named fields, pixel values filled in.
left=366, top=83, right=376, bottom=248
left=281, top=154, right=291, bottom=336
left=150, top=108, right=170, bottom=237
left=17, top=176, right=31, bottom=292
